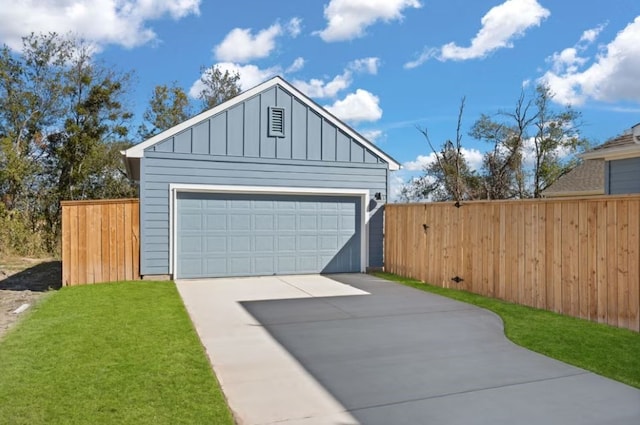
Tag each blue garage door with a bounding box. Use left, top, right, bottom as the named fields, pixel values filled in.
left=176, top=192, right=361, bottom=278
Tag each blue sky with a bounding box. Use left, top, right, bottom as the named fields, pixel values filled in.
left=1, top=0, right=639, bottom=197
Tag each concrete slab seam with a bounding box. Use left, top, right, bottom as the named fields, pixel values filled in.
left=346, top=371, right=592, bottom=414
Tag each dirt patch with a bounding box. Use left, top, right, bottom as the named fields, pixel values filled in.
left=0, top=258, right=62, bottom=339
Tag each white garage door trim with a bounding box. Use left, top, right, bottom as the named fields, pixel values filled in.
left=168, top=184, right=370, bottom=278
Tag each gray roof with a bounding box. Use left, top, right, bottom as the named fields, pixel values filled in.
left=581, top=123, right=640, bottom=160
left=542, top=160, right=604, bottom=197
left=590, top=132, right=634, bottom=151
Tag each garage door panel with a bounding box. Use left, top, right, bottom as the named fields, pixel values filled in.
left=255, top=235, right=275, bottom=252
left=254, top=257, right=275, bottom=274
left=180, top=212, right=203, bottom=230
left=277, top=201, right=296, bottom=210
left=230, top=199, right=251, bottom=209
left=180, top=235, right=203, bottom=254
left=294, top=256, right=316, bottom=272
left=205, top=213, right=227, bottom=230
left=205, top=236, right=226, bottom=253
left=298, top=235, right=317, bottom=251
left=319, top=235, right=338, bottom=250
left=254, top=214, right=274, bottom=230
left=177, top=192, right=361, bottom=278
left=299, top=215, right=318, bottom=230
left=229, top=236, right=251, bottom=253
left=278, top=235, right=296, bottom=251
left=278, top=215, right=296, bottom=230
left=230, top=215, right=250, bottom=230
left=229, top=257, right=251, bottom=274
left=206, top=258, right=226, bottom=274
left=320, top=215, right=338, bottom=230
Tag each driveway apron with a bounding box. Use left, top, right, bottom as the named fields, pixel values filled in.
left=176, top=274, right=640, bottom=425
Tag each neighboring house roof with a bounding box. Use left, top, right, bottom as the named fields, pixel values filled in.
left=542, top=160, right=604, bottom=198
left=123, top=76, right=400, bottom=178
left=581, top=122, right=640, bottom=160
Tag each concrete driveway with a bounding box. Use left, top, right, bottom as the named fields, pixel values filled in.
left=176, top=274, right=640, bottom=425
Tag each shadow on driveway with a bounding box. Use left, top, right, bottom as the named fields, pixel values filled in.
left=240, top=274, right=640, bottom=425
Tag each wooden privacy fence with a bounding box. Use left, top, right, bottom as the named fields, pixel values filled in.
left=61, top=198, right=140, bottom=286
left=385, top=195, right=640, bottom=332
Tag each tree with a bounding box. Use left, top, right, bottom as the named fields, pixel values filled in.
left=401, top=98, right=482, bottom=202
left=138, top=82, right=192, bottom=140
left=0, top=33, right=71, bottom=212
left=196, top=65, right=241, bottom=112
left=529, top=85, right=585, bottom=198
left=470, top=84, right=586, bottom=199
left=0, top=33, right=136, bottom=254
left=42, top=42, right=135, bottom=236
left=469, top=114, right=524, bottom=199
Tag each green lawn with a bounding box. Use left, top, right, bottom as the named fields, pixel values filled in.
left=374, top=272, right=640, bottom=389
left=0, top=281, right=234, bottom=425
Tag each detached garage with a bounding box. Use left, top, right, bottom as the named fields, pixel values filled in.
left=123, top=76, right=400, bottom=279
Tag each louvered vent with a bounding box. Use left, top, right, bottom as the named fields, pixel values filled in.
left=268, top=107, right=285, bottom=138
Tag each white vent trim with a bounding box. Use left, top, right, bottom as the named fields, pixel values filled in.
left=268, top=106, right=285, bottom=138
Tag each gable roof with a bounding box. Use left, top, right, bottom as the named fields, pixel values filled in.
left=541, top=160, right=604, bottom=197
left=581, top=123, right=640, bottom=161
left=123, top=76, right=400, bottom=171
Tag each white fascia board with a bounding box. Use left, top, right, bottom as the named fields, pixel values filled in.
left=170, top=184, right=370, bottom=197
left=580, top=145, right=640, bottom=161
left=125, top=76, right=401, bottom=171
left=168, top=184, right=370, bottom=276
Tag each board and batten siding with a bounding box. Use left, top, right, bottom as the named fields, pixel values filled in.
left=607, top=158, right=640, bottom=195
left=149, top=86, right=382, bottom=165
left=139, top=84, right=389, bottom=276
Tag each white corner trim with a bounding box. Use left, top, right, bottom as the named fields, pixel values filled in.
left=169, top=184, right=371, bottom=278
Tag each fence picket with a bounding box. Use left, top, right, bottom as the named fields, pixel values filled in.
left=61, top=199, right=140, bottom=286
left=385, top=196, right=640, bottom=332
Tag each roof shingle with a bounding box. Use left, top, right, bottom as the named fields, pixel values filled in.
left=542, top=160, right=604, bottom=197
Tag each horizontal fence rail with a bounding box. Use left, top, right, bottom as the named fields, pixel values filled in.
left=385, top=196, right=640, bottom=332
left=61, top=199, right=140, bottom=286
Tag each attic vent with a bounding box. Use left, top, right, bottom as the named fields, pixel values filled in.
left=268, top=107, right=285, bottom=138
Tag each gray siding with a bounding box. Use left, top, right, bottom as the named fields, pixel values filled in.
left=147, top=86, right=381, bottom=165
left=140, top=152, right=388, bottom=275
left=607, top=158, right=640, bottom=194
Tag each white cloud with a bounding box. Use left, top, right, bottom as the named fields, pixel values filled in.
left=404, top=48, right=439, bottom=69
left=548, top=47, right=588, bottom=74
left=325, top=89, right=383, bottom=123
left=214, top=24, right=281, bottom=63
left=402, top=148, right=484, bottom=171
left=293, top=73, right=352, bottom=98
left=349, top=57, right=380, bottom=74
left=0, top=0, right=200, bottom=51
left=403, top=153, right=438, bottom=171
left=213, top=17, right=301, bottom=63
left=188, top=62, right=280, bottom=98
left=539, top=17, right=640, bottom=105
left=360, top=129, right=383, bottom=143
left=579, top=23, right=606, bottom=43
left=405, top=0, right=549, bottom=67
left=286, top=57, right=305, bottom=73
left=287, top=17, right=303, bottom=37
left=292, top=56, right=380, bottom=99
left=521, top=136, right=575, bottom=168
left=317, top=0, right=421, bottom=42
left=388, top=173, right=407, bottom=202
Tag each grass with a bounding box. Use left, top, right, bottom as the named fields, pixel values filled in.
left=0, top=281, right=234, bottom=425
left=373, top=272, right=640, bottom=389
